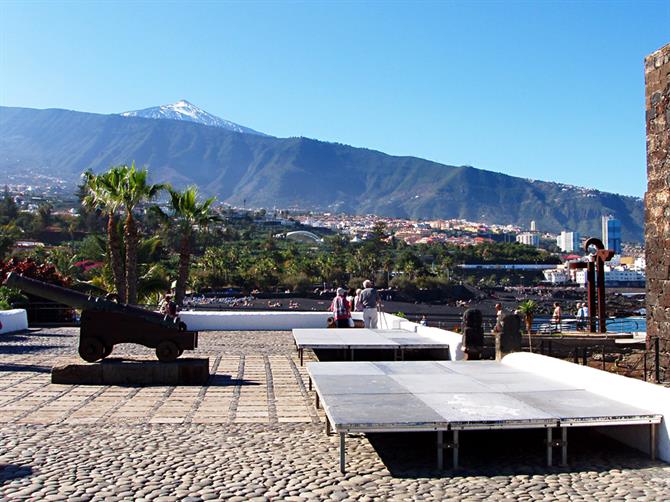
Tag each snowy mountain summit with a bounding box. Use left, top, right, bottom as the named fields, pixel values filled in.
left=119, top=99, right=266, bottom=136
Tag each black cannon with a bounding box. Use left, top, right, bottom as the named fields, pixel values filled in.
left=3, top=273, right=197, bottom=363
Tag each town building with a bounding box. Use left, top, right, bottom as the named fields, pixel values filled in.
left=543, top=266, right=571, bottom=284
left=516, top=231, right=540, bottom=247
left=573, top=265, right=645, bottom=287
left=557, top=231, right=580, bottom=253
left=602, top=215, right=622, bottom=254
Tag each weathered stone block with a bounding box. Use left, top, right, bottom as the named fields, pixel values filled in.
left=52, top=357, right=209, bottom=385
left=645, top=42, right=670, bottom=382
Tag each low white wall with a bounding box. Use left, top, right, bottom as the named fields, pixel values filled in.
left=379, top=313, right=465, bottom=361
left=180, top=310, right=464, bottom=360
left=180, top=311, right=363, bottom=331
left=502, top=352, right=670, bottom=463
left=0, top=309, right=28, bottom=334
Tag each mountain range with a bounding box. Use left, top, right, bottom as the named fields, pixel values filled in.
left=0, top=104, right=644, bottom=242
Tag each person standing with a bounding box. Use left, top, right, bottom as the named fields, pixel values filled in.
left=552, top=302, right=562, bottom=332
left=353, top=288, right=364, bottom=312
left=580, top=302, right=590, bottom=331
left=493, top=303, right=505, bottom=333
left=346, top=289, right=355, bottom=311
left=360, top=280, right=380, bottom=328
left=576, top=302, right=586, bottom=330
left=330, top=287, right=352, bottom=328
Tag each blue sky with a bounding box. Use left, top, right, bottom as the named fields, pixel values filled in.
left=1, top=1, right=668, bottom=197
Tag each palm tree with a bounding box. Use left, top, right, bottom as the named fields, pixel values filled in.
left=117, top=163, right=167, bottom=304
left=82, top=168, right=126, bottom=302
left=153, top=186, right=219, bottom=306
left=518, top=299, right=538, bottom=352
left=88, top=236, right=169, bottom=305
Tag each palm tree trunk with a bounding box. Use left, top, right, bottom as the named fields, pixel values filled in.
left=125, top=211, right=138, bottom=304
left=175, top=237, right=190, bottom=306
left=107, top=213, right=126, bottom=303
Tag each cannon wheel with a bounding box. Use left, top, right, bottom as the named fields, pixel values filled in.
left=79, top=337, right=105, bottom=362
left=102, top=344, right=113, bottom=358
left=156, top=340, right=180, bottom=362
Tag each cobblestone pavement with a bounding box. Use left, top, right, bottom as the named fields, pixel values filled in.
left=1, top=328, right=669, bottom=501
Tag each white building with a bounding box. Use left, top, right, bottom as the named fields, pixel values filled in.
left=543, top=268, right=571, bottom=284
left=574, top=266, right=645, bottom=287
left=557, top=231, right=580, bottom=253
left=516, top=232, right=540, bottom=247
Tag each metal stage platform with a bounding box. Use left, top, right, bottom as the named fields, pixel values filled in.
left=293, top=328, right=450, bottom=365
left=306, top=361, right=662, bottom=473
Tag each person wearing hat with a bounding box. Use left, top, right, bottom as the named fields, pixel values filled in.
left=330, top=287, right=352, bottom=328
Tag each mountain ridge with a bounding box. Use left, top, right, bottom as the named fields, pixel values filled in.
left=0, top=105, right=644, bottom=241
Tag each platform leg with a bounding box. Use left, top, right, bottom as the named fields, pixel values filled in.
left=308, top=376, right=312, bottom=391
left=300, top=348, right=304, bottom=366
left=326, top=417, right=331, bottom=436
left=351, top=348, right=355, bottom=361
left=561, top=427, right=568, bottom=467
left=339, top=433, right=346, bottom=474
left=437, top=431, right=444, bottom=470
left=651, top=423, right=657, bottom=461
left=315, top=393, right=320, bottom=409
left=546, top=428, right=553, bottom=467
left=401, top=348, right=405, bottom=361
left=452, top=430, right=459, bottom=469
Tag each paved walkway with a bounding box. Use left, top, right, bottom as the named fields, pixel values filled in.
left=1, top=328, right=669, bottom=500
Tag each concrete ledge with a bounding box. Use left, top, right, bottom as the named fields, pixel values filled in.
left=0, top=309, right=28, bottom=334
left=52, top=357, right=210, bottom=385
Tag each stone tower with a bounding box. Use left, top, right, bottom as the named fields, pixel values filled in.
left=645, top=43, right=670, bottom=382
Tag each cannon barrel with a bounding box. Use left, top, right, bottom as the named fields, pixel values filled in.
left=4, top=272, right=183, bottom=329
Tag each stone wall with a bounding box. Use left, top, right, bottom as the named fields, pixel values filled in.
left=645, top=43, right=670, bottom=382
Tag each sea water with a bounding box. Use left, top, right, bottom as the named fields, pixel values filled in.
left=533, top=316, right=646, bottom=334
left=606, top=316, right=646, bottom=333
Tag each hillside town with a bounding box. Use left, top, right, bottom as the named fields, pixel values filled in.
left=1, top=174, right=647, bottom=291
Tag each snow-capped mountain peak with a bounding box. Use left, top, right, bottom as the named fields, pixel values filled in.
left=119, top=100, right=266, bottom=136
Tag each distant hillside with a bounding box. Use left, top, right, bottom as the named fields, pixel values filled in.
left=0, top=106, right=644, bottom=241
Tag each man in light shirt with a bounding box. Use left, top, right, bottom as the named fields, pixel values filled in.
left=359, top=280, right=380, bottom=329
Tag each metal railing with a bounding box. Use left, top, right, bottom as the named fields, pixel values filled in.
left=535, top=336, right=662, bottom=384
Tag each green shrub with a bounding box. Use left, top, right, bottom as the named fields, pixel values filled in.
left=389, top=275, right=418, bottom=295
left=0, top=286, right=27, bottom=310
left=282, top=272, right=313, bottom=294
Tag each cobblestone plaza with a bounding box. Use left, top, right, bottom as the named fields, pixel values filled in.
left=1, top=329, right=669, bottom=500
